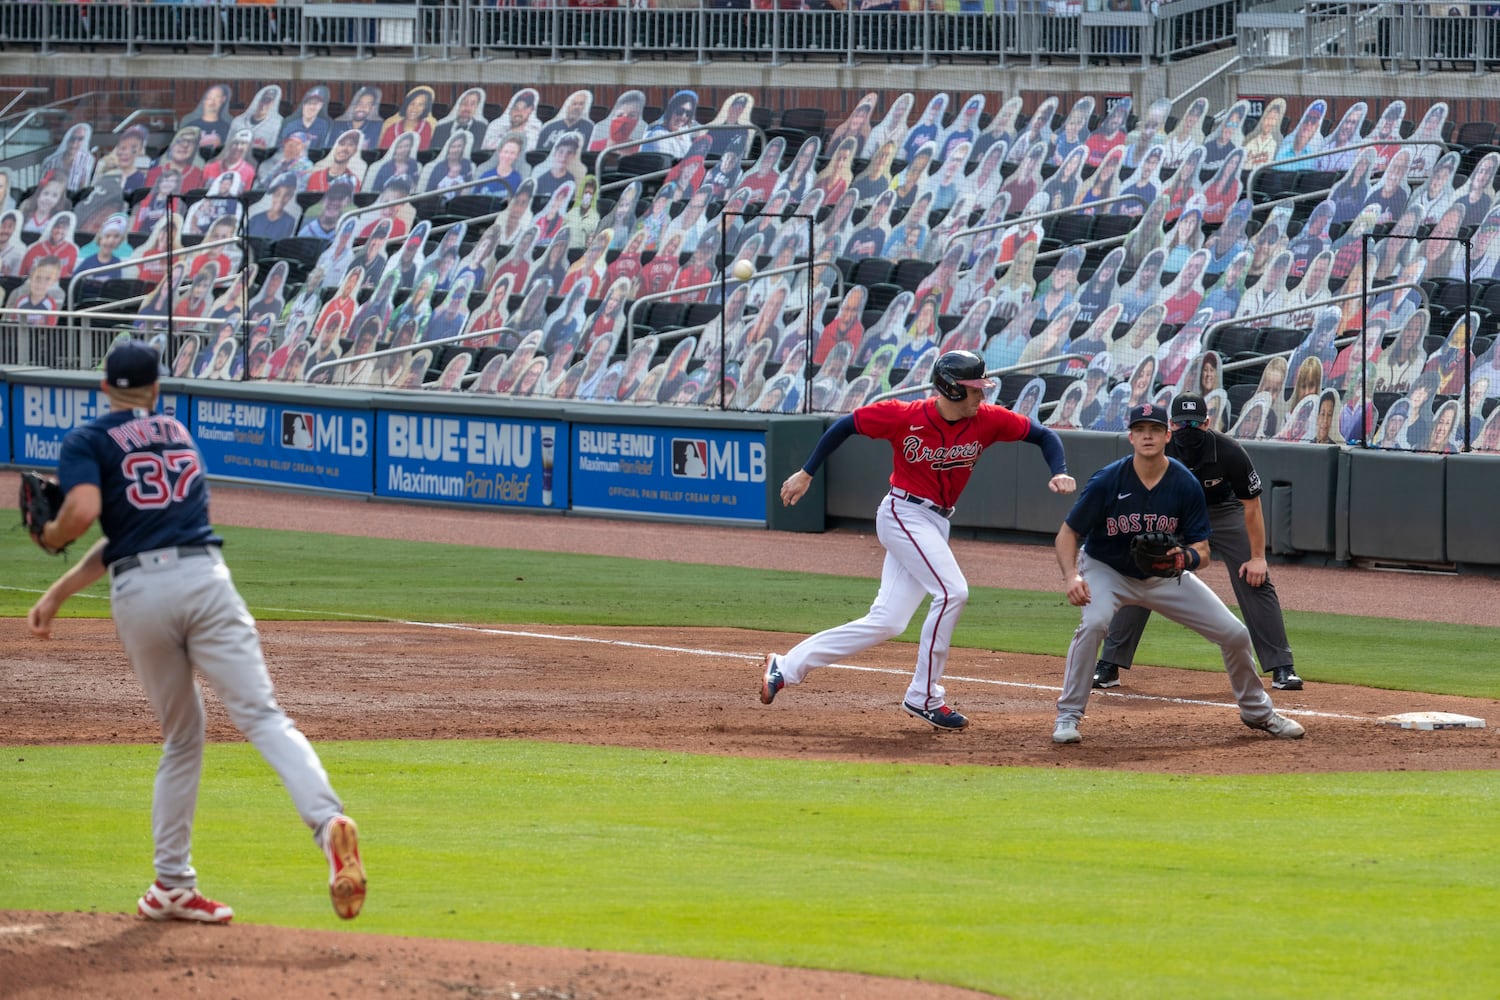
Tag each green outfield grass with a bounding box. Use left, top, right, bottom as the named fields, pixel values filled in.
left=4, top=523, right=1499, bottom=998
left=3, top=741, right=1497, bottom=1000
left=3, top=525, right=1496, bottom=698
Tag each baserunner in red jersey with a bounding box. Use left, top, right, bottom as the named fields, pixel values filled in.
left=759, top=350, right=1076, bottom=730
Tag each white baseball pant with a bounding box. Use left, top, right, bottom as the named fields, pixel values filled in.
left=777, top=494, right=966, bottom=710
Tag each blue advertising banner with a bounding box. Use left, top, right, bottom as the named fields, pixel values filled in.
left=0, top=380, right=8, bottom=465
left=376, top=412, right=565, bottom=509
left=8, top=383, right=191, bottom=469
left=191, top=395, right=373, bottom=493
left=571, top=423, right=767, bottom=523
left=9, top=383, right=114, bottom=467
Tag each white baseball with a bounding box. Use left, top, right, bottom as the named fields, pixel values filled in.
left=731, top=260, right=755, bottom=281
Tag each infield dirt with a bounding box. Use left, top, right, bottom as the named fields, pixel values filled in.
left=5, top=480, right=1499, bottom=999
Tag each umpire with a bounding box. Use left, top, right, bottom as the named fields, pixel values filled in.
left=1092, top=392, right=1303, bottom=692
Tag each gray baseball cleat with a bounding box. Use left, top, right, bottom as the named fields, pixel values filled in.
left=1243, top=712, right=1305, bottom=739
left=1052, top=720, right=1082, bottom=744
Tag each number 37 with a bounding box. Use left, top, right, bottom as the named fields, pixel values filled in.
left=122, top=449, right=202, bottom=509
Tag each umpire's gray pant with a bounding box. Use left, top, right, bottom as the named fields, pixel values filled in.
left=1056, top=551, right=1277, bottom=726
left=1099, top=500, right=1294, bottom=673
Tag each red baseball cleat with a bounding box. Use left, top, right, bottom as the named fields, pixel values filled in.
left=137, top=881, right=234, bottom=924
left=323, top=815, right=367, bottom=919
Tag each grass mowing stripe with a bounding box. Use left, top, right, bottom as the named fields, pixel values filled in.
left=3, top=526, right=1496, bottom=698
left=3, top=742, right=1496, bottom=1000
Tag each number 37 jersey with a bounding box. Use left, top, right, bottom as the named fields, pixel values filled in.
left=58, top=407, right=218, bottom=566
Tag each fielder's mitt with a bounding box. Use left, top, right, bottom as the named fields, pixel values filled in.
left=1131, top=530, right=1187, bottom=578
left=19, top=471, right=67, bottom=555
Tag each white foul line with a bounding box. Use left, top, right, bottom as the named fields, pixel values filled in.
left=404, top=620, right=1371, bottom=722
left=0, top=584, right=1371, bottom=723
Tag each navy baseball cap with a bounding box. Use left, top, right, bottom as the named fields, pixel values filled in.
left=1127, top=402, right=1169, bottom=428
left=1171, top=393, right=1208, bottom=423
left=105, top=341, right=161, bottom=389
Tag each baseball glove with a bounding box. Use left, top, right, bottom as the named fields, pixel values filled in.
left=1131, top=530, right=1188, bottom=578
left=19, top=471, right=67, bottom=555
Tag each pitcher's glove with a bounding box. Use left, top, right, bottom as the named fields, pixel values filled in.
left=1131, top=530, right=1188, bottom=578
left=19, top=472, right=67, bottom=555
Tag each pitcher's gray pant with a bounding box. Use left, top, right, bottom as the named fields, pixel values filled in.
left=1056, top=551, right=1277, bottom=727
left=110, top=547, right=343, bottom=888
left=1099, top=500, right=1294, bottom=673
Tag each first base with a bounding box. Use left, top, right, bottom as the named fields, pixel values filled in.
left=1378, top=711, right=1486, bottom=731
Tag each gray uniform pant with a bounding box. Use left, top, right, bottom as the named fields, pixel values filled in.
left=1099, top=500, right=1294, bottom=673
left=1056, top=551, right=1277, bottom=726
left=110, top=546, right=343, bottom=888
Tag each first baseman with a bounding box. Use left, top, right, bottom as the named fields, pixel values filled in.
left=26, top=341, right=367, bottom=924
left=1052, top=401, right=1305, bottom=744
left=1093, top=392, right=1303, bottom=691
left=761, top=350, right=1076, bottom=730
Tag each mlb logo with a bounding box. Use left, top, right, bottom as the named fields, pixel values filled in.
left=671, top=438, right=709, bottom=478
left=282, top=411, right=315, bottom=451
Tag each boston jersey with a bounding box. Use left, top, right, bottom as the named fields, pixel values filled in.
left=854, top=397, right=1031, bottom=508
left=56, top=408, right=218, bottom=567
left=1065, top=455, right=1211, bottom=579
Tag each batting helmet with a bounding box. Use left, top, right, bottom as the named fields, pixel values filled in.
left=931, top=350, right=996, bottom=401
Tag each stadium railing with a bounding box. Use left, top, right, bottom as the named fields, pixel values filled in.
left=866, top=353, right=1090, bottom=402
left=0, top=0, right=1245, bottom=68
left=1238, top=0, right=1499, bottom=75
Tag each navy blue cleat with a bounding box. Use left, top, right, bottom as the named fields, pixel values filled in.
left=1270, top=666, right=1304, bottom=691
left=902, top=701, right=970, bottom=731
left=760, top=654, right=785, bottom=705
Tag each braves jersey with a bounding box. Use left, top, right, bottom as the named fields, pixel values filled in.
left=853, top=397, right=1031, bottom=508
left=56, top=408, right=218, bottom=567
left=1065, top=456, right=1211, bottom=579
left=1166, top=429, right=1261, bottom=506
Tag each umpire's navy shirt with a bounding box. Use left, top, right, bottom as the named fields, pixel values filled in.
left=1065, top=455, right=1211, bottom=579
left=57, top=407, right=219, bottom=567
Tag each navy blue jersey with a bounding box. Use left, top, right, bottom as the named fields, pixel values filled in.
left=56, top=408, right=218, bottom=567
left=1065, top=456, right=1210, bottom=579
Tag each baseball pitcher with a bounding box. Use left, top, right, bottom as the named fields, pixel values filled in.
left=25, top=341, right=367, bottom=924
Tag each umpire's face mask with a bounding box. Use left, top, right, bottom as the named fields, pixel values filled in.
left=1172, top=421, right=1208, bottom=460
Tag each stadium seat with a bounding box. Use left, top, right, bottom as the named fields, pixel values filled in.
left=1455, top=121, right=1497, bottom=147
left=1205, top=324, right=1261, bottom=358
left=643, top=301, right=689, bottom=332
left=779, top=107, right=828, bottom=140
left=891, top=258, right=935, bottom=293
left=1226, top=383, right=1258, bottom=421
left=1041, top=372, right=1078, bottom=402
left=864, top=282, right=904, bottom=312
left=1090, top=214, right=1136, bottom=242
left=1046, top=213, right=1093, bottom=246
left=684, top=302, right=723, bottom=328
left=848, top=257, right=895, bottom=287
left=1251, top=171, right=1298, bottom=204
left=995, top=372, right=1037, bottom=406
left=1257, top=327, right=1308, bottom=356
